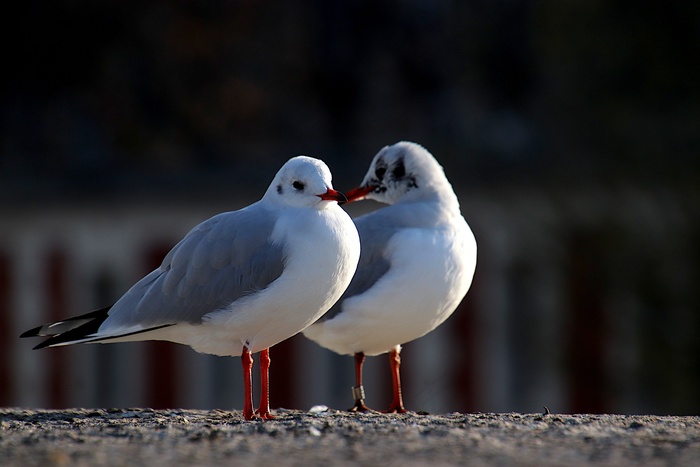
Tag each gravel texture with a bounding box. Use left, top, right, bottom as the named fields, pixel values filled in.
left=1, top=408, right=699, bottom=466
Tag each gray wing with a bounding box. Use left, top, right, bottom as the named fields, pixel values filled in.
left=317, top=208, right=397, bottom=322
left=102, top=203, right=285, bottom=331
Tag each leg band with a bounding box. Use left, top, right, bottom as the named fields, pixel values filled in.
left=351, top=385, right=365, bottom=402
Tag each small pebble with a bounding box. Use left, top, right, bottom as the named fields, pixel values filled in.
left=308, top=405, right=329, bottom=414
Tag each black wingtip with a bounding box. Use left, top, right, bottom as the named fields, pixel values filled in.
left=27, top=321, right=105, bottom=350
left=20, top=305, right=178, bottom=350
left=31, top=332, right=83, bottom=350
left=20, top=326, right=44, bottom=339
left=31, top=322, right=175, bottom=349
left=20, top=306, right=113, bottom=348
left=32, top=340, right=52, bottom=350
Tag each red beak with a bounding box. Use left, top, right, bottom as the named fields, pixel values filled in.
left=344, top=185, right=377, bottom=203
left=317, top=188, right=348, bottom=203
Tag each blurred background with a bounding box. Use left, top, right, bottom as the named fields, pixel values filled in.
left=2, top=1, right=699, bottom=415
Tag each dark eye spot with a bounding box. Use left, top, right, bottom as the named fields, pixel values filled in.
left=392, top=162, right=405, bottom=178
left=292, top=180, right=304, bottom=190
left=375, top=167, right=386, bottom=180
left=276, top=184, right=283, bottom=194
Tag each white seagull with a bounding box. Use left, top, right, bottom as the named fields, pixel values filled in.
left=303, top=142, right=477, bottom=412
left=21, top=156, right=361, bottom=420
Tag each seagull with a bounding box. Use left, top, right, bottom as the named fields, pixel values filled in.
left=21, top=155, right=361, bottom=420
left=303, top=141, right=476, bottom=413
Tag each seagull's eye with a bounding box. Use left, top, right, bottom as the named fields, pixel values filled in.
left=292, top=180, right=305, bottom=191
left=392, top=162, right=405, bottom=179
left=375, top=167, right=386, bottom=180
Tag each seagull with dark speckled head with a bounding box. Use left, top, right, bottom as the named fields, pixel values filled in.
left=304, top=141, right=476, bottom=412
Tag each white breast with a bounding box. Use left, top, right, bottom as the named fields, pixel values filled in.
left=304, top=216, right=476, bottom=356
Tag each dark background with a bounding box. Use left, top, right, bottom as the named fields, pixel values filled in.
left=4, top=1, right=697, bottom=199
left=2, top=1, right=699, bottom=415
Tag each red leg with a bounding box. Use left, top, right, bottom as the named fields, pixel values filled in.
left=349, top=352, right=374, bottom=412
left=241, top=346, right=257, bottom=420
left=255, top=348, right=275, bottom=419
left=386, top=348, right=407, bottom=413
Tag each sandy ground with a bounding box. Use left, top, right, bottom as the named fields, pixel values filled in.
left=1, top=407, right=699, bottom=466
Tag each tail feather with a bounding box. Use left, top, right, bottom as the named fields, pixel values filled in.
left=21, top=305, right=176, bottom=350
left=32, top=322, right=174, bottom=349
left=20, top=306, right=112, bottom=338
left=21, top=306, right=111, bottom=349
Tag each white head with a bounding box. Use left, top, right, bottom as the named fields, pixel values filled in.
left=346, top=142, right=458, bottom=206
left=264, top=155, right=347, bottom=208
